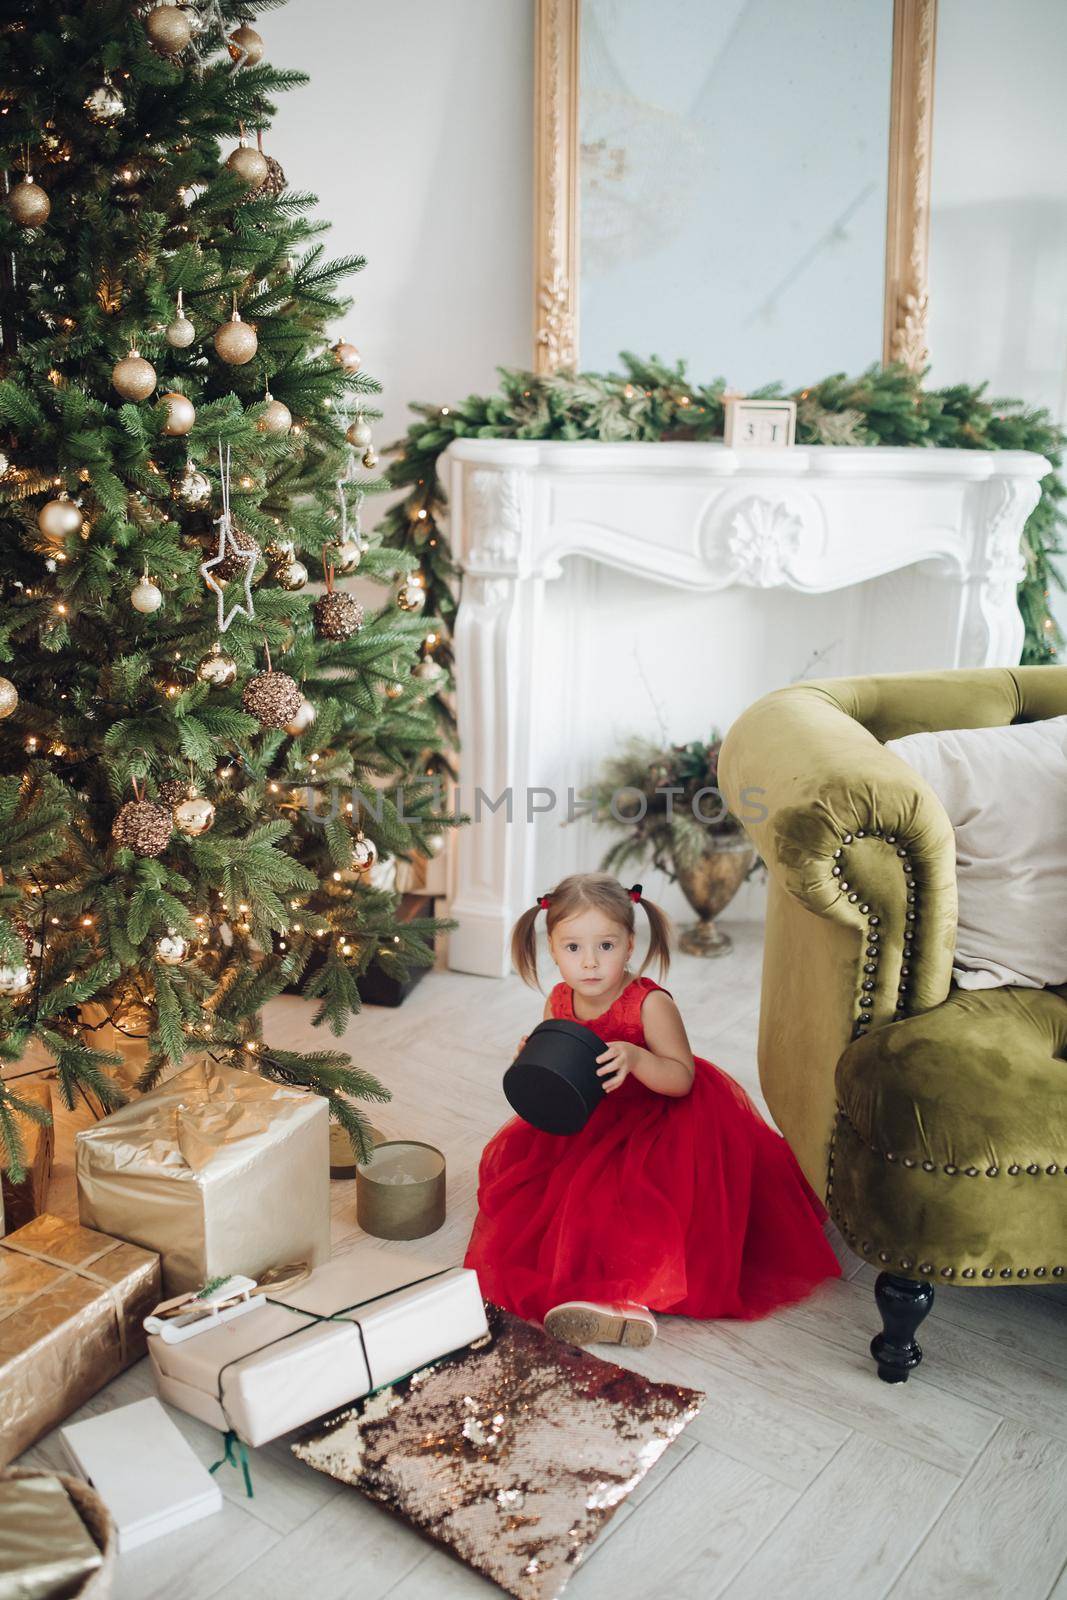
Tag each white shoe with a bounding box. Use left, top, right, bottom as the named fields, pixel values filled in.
left=543, top=1299, right=657, bottom=1348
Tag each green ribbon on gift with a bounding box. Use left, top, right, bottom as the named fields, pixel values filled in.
left=209, top=1429, right=254, bottom=1498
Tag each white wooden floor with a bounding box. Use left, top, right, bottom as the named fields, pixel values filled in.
left=14, top=922, right=1067, bottom=1600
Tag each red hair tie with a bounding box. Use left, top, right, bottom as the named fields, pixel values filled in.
left=537, top=892, right=552, bottom=910
left=628, top=883, right=643, bottom=902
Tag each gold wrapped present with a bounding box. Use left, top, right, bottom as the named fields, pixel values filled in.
left=1, top=1081, right=54, bottom=1235
left=75, top=1057, right=330, bottom=1295
left=0, top=1473, right=105, bottom=1600
left=0, top=1214, right=161, bottom=1469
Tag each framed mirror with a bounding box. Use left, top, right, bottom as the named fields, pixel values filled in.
left=533, top=0, right=937, bottom=383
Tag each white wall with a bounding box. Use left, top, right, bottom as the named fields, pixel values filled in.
left=264, top=0, right=534, bottom=456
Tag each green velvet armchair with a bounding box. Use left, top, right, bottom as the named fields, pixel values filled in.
left=718, top=665, right=1067, bottom=1382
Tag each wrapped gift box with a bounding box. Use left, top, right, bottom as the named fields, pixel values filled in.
left=148, top=1247, right=489, bottom=1447
left=0, top=1473, right=105, bottom=1600
left=75, top=1056, right=330, bottom=1295
left=1, top=1081, right=54, bottom=1235
left=0, top=1213, right=161, bottom=1469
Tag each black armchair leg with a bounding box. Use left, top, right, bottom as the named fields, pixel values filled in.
left=870, top=1272, right=934, bottom=1383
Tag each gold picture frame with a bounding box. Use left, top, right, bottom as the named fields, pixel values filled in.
left=533, top=0, right=938, bottom=377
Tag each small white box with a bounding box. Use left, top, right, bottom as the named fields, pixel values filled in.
left=60, top=1397, right=222, bottom=1551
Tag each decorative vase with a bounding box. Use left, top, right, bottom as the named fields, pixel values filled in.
left=672, top=835, right=756, bottom=957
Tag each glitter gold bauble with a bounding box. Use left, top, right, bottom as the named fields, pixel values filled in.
left=384, top=681, right=404, bottom=700
left=6, top=176, right=50, bottom=227
left=0, top=678, right=17, bottom=718
left=227, top=23, right=264, bottom=64
left=242, top=670, right=303, bottom=729
left=196, top=642, right=237, bottom=687
left=257, top=396, right=292, bottom=435
left=346, top=416, right=372, bottom=448
left=331, top=341, right=361, bottom=372
left=214, top=523, right=260, bottom=580
left=414, top=657, right=446, bottom=685
left=177, top=464, right=211, bottom=506
left=313, top=591, right=364, bottom=641
left=157, top=777, right=189, bottom=808
left=131, top=577, right=163, bottom=614
left=284, top=697, right=316, bottom=736
left=331, top=538, right=363, bottom=574
left=352, top=834, right=378, bottom=870
left=37, top=495, right=83, bottom=542
left=156, top=931, right=187, bottom=964
left=166, top=312, right=196, bottom=349
left=84, top=83, right=125, bottom=123
left=214, top=311, right=258, bottom=365
left=225, top=142, right=269, bottom=187
left=174, top=793, right=215, bottom=836
left=112, top=348, right=157, bottom=401
left=144, top=4, right=193, bottom=54
left=0, top=963, right=31, bottom=997
left=113, top=799, right=173, bottom=857
left=275, top=557, right=308, bottom=591
left=160, top=390, right=196, bottom=435
left=396, top=577, right=426, bottom=612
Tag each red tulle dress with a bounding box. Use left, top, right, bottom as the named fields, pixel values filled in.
left=463, top=974, right=842, bottom=1324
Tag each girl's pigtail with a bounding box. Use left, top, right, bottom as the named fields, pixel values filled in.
left=510, top=904, right=544, bottom=989
left=634, top=894, right=673, bottom=980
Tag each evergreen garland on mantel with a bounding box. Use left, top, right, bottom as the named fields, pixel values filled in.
left=383, top=354, right=1065, bottom=666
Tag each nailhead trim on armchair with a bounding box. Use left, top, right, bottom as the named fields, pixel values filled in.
left=831, top=829, right=919, bottom=1041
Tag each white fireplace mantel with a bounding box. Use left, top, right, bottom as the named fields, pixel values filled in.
left=441, top=439, right=1049, bottom=976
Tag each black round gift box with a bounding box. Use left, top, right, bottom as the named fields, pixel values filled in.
left=503, top=1018, right=607, bottom=1134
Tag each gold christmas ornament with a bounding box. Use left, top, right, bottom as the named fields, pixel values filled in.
left=113, top=795, right=173, bottom=857
left=414, top=657, right=445, bottom=684
left=84, top=82, right=125, bottom=123
left=352, top=834, right=378, bottom=871
left=177, top=464, right=211, bottom=506
left=275, top=557, right=308, bottom=591
left=227, top=23, right=264, bottom=64
left=37, top=494, right=83, bottom=542
left=156, top=931, right=187, bottom=965
left=112, top=347, right=157, bottom=402
left=284, top=697, right=316, bottom=736
left=160, top=390, right=196, bottom=435
left=131, top=575, right=163, bottom=614
left=313, top=589, right=364, bottom=641
left=346, top=416, right=373, bottom=449
left=6, top=175, right=51, bottom=227
left=361, top=446, right=379, bottom=470
left=0, top=963, right=32, bottom=997
left=331, top=538, right=363, bottom=574
left=257, top=394, right=292, bottom=435
left=165, top=289, right=196, bottom=348
left=174, top=793, right=216, bottom=836
left=214, top=522, right=260, bottom=580
left=0, top=677, right=17, bottom=718
left=384, top=680, right=404, bottom=700
left=144, top=4, right=193, bottom=53
left=396, top=575, right=426, bottom=612
left=331, top=340, right=361, bottom=372
left=242, top=668, right=304, bottom=729
left=196, top=641, right=237, bottom=687
left=225, top=140, right=269, bottom=188
left=214, top=301, right=258, bottom=365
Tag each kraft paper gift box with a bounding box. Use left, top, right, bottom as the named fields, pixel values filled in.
left=0, top=1213, right=161, bottom=1469
left=147, top=1247, right=490, bottom=1447
left=75, top=1056, right=330, bottom=1296
left=1, top=1081, right=54, bottom=1235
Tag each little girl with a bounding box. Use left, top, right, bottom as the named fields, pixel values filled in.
left=463, top=872, right=841, bottom=1348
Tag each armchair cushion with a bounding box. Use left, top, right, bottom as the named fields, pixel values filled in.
left=885, top=715, right=1067, bottom=990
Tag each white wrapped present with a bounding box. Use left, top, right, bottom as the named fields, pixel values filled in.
left=147, top=1246, right=489, bottom=1447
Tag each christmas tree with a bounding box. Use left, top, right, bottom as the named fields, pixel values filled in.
left=0, top=1, right=458, bottom=1176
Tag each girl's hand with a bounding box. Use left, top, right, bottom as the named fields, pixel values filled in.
left=514, top=1035, right=528, bottom=1060
left=595, top=1040, right=638, bottom=1091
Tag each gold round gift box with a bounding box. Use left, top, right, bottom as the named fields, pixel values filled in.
left=356, top=1139, right=446, bottom=1239
left=328, top=1118, right=383, bottom=1179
